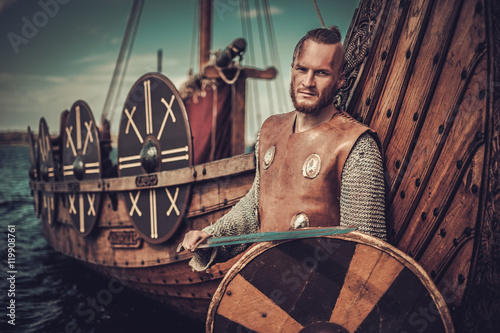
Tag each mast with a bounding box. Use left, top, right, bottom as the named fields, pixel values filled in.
left=199, top=0, right=212, bottom=69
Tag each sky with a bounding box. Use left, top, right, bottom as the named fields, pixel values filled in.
left=0, top=0, right=360, bottom=144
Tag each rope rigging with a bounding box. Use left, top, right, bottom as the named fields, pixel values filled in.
left=240, top=0, right=260, bottom=137
left=101, top=0, right=144, bottom=125
left=254, top=0, right=275, bottom=124
left=189, top=0, right=200, bottom=75
left=262, top=0, right=288, bottom=115
left=312, top=0, right=326, bottom=28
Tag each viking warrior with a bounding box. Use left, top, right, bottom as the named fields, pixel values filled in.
left=182, top=26, right=387, bottom=271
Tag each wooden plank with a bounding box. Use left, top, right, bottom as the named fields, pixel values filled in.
left=203, top=65, right=277, bottom=80
left=188, top=172, right=253, bottom=217
left=43, top=222, right=192, bottom=267
left=141, top=292, right=211, bottom=322
left=370, top=0, right=460, bottom=148
left=97, top=194, right=134, bottom=227
left=385, top=0, right=479, bottom=207
left=111, top=277, right=219, bottom=300
left=216, top=274, right=303, bottom=332
left=348, top=0, right=412, bottom=123
left=330, top=244, right=404, bottom=332
left=436, top=239, right=474, bottom=309
left=394, top=54, right=487, bottom=254
left=386, top=0, right=487, bottom=226
left=418, top=146, right=484, bottom=279
left=31, top=152, right=255, bottom=193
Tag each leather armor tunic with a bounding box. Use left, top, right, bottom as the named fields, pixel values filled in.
left=258, top=110, right=376, bottom=232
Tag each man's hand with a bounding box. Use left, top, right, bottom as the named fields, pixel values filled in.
left=179, top=230, right=211, bottom=252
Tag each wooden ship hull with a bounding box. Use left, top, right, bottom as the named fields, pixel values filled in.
left=36, top=153, right=255, bottom=321
left=27, top=0, right=500, bottom=331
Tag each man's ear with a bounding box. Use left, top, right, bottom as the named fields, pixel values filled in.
left=337, top=72, right=346, bottom=90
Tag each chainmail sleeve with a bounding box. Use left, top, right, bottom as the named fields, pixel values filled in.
left=189, top=133, right=261, bottom=271
left=340, top=132, right=387, bottom=240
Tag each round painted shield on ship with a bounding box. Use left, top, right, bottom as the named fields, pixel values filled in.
left=117, top=72, right=192, bottom=244
left=38, top=118, right=58, bottom=225
left=27, top=126, right=41, bottom=217
left=62, top=101, right=102, bottom=236
left=207, top=231, right=455, bottom=333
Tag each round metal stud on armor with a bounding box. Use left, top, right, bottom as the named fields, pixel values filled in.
left=303, top=153, right=321, bottom=179
left=290, top=212, right=310, bottom=229
left=263, top=145, right=276, bottom=169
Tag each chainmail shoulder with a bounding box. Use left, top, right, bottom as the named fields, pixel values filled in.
left=340, top=132, right=387, bottom=240
left=189, top=132, right=261, bottom=271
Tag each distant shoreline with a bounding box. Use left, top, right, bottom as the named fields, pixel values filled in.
left=0, top=143, right=29, bottom=146
left=0, top=131, right=119, bottom=147
left=0, top=131, right=33, bottom=146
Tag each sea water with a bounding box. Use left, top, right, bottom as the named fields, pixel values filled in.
left=0, top=146, right=203, bottom=333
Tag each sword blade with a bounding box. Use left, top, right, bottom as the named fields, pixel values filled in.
left=198, top=226, right=356, bottom=249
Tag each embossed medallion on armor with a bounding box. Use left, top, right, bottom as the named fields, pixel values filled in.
left=263, top=145, right=276, bottom=169
left=290, top=212, right=310, bottom=229
left=303, top=153, right=321, bottom=178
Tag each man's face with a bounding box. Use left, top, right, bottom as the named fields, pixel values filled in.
left=290, top=40, right=345, bottom=114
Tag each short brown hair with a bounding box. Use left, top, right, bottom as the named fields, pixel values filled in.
left=292, top=26, right=342, bottom=64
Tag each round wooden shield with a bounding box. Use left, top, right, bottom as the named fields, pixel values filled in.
left=207, top=231, right=455, bottom=333
left=62, top=101, right=102, bottom=236
left=117, top=72, right=193, bottom=244
left=38, top=118, right=57, bottom=225
left=28, top=126, right=38, bottom=180
left=28, top=126, right=41, bottom=217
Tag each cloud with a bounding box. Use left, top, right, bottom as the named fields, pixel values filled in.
left=0, top=70, right=109, bottom=132
left=0, top=72, right=67, bottom=85
left=76, top=24, right=122, bottom=45
left=73, top=53, right=113, bottom=65
left=76, top=24, right=101, bottom=36
left=240, top=6, right=283, bottom=19
left=0, top=50, right=189, bottom=134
